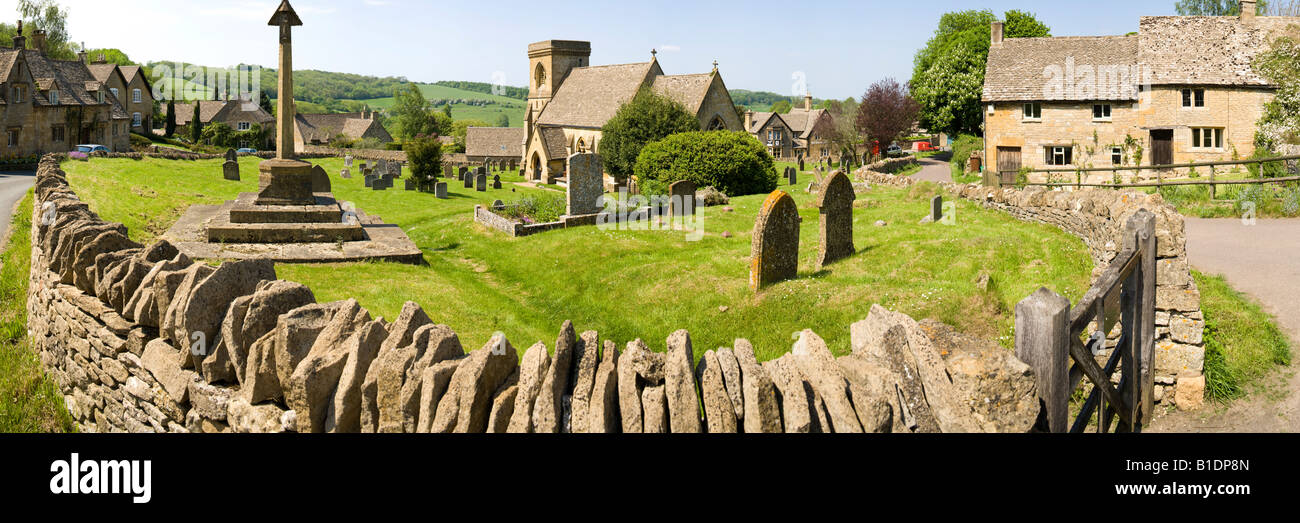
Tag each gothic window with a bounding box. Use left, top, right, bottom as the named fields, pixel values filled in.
left=535, top=63, right=547, bottom=89
left=707, top=115, right=725, bottom=131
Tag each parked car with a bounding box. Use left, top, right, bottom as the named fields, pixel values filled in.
left=236, top=148, right=258, bottom=154
left=74, top=144, right=110, bottom=154
left=886, top=144, right=904, bottom=157
left=916, top=142, right=938, bottom=152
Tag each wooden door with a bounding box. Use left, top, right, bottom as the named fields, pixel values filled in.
left=997, top=147, right=1021, bottom=186
left=1150, top=130, right=1173, bottom=166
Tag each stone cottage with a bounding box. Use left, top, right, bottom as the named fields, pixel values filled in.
left=293, top=110, right=393, bottom=152
left=465, top=126, right=525, bottom=164
left=165, top=99, right=276, bottom=149
left=1, top=23, right=131, bottom=156
left=521, top=40, right=743, bottom=183
left=744, top=94, right=837, bottom=161
left=88, top=61, right=155, bottom=132
left=982, top=1, right=1299, bottom=183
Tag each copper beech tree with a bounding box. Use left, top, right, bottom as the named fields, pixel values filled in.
left=855, top=78, right=920, bottom=161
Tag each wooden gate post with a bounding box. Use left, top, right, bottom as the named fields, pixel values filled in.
left=1134, top=211, right=1157, bottom=424
left=1016, top=288, right=1072, bottom=432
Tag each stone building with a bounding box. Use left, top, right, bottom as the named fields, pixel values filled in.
left=1, top=24, right=131, bottom=156
left=744, top=94, right=836, bottom=161
left=292, top=110, right=392, bottom=152
left=982, top=1, right=1299, bottom=183
left=521, top=40, right=743, bottom=182
left=465, top=126, right=525, bottom=164
left=165, top=99, right=276, bottom=149
left=88, top=62, right=155, bottom=132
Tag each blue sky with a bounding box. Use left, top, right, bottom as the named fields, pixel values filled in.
left=44, top=0, right=1180, bottom=98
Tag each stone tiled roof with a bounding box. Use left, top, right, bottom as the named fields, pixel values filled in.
left=119, top=65, right=141, bottom=84
left=168, top=100, right=231, bottom=126
left=536, top=61, right=658, bottom=128
left=983, top=35, right=1139, bottom=102
left=0, top=49, right=18, bottom=82
left=465, top=126, right=525, bottom=157
left=781, top=108, right=829, bottom=139
left=87, top=63, right=119, bottom=84
left=1139, top=16, right=1300, bottom=87
left=296, top=112, right=392, bottom=143
left=747, top=111, right=782, bottom=134
left=539, top=127, right=568, bottom=159
left=649, top=73, right=713, bottom=115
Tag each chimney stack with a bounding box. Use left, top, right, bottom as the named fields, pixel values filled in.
left=804, top=93, right=813, bottom=111
left=991, top=21, right=1004, bottom=47
left=32, top=30, right=46, bottom=54
left=12, top=21, right=25, bottom=50
left=1241, top=0, right=1257, bottom=22
left=744, top=109, right=753, bottom=131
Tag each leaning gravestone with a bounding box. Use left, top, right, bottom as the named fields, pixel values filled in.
left=225, top=148, right=238, bottom=163
left=669, top=179, right=696, bottom=220
left=566, top=153, right=604, bottom=216
left=749, top=190, right=800, bottom=292
left=459, top=166, right=468, bottom=181
left=222, top=160, right=240, bottom=181
left=476, top=173, right=487, bottom=192
left=310, top=165, right=331, bottom=193
left=931, top=195, right=943, bottom=223
left=435, top=182, right=448, bottom=199
left=813, top=171, right=855, bottom=268
left=492, top=175, right=502, bottom=190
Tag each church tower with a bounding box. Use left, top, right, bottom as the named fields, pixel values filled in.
left=524, top=40, right=591, bottom=148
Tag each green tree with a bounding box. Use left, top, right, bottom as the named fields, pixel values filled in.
left=164, top=99, right=176, bottom=138
left=770, top=100, right=792, bottom=114
left=201, top=122, right=234, bottom=148
left=84, top=48, right=133, bottom=66
left=189, top=103, right=202, bottom=144
left=1254, top=32, right=1300, bottom=149
left=404, top=135, right=443, bottom=184
left=16, top=0, right=75, bottom=60
left=599, top=88, right=700, bottom=182
left=390, top=83, right=441, bottom=141
left=493, top=113, right=511, bottom=127
left=443, top=103, right=452, bottom=119
left=909, top=9, right=1051, bottom=135
left=1175, top=0, right=1268, bottom=15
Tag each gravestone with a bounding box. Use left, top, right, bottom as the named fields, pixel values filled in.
left=478, top=166, right=487, bottom=177
left=566, top=153, right=604, bottom=216
left=225, top=148, right=238, bottom=163
left=464, top=172, right=474, bottom=189
left=492, top=175, right=502, bottom=190
left=435, top=182, right=448, bottom=199
left=798, top=158, right=805, bottom=171
left=518, top=168, right=525, bottom=178
left=931, top=196, right=943, bottom=223
left=222, top=160, right=240, bottom=181
left=405, top=178, right=416, bottom=191
left=310, top=165, right=331, bottom=193
left=669, top=179, right=696, bottom=220
left=813, top=171, right=855, bottom=268
left=789, top=167, right=798, bottom=186
left=458, top=166, right=468, bottom=181
left=360, top=161, right=368, bottom=172
left=340, top=167, right=351, bottom=179
left=344, top=155, right=353, bottom=168
left=380, top=172, right=395, bottom=189
left=475, top=173, right=487, bottom=192
left=492, top=199, right=505, bottom=210
left=749, top=191, right=800, bottom=292
left=364, top=173, right=375, bottom=188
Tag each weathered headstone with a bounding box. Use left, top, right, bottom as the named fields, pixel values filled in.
left=492, top=199, right=505, bottom=210
left=364, top=174, right=375, bottom=188
left=518, top=168, right=525, bottom=178
left=360, top=161, right=368, bottom=172
left=566, top=153, right=604, bottom=216
left=310, top=165, right=331, bottom=193
left=492, top=175, right=502, bottom=190
left=813, top=171, right=855, bottom=268
left=222, top=160, right=240, bottom=181
left=669, top=179, right=696, bottom=220
left=749, top=191, right=800, bottom=292
left=458, top=166, right=468, bottom=181
left=340, top=168, right=351, bottom=179
left=463, top=172, right=474, bottom=189
left=405, top=178, right=416, bottom=191
left=435, top=182, right=448, bottom=199
left=475, top=173, right=487, bottom=192
left=344, top=155, right=353, bottom=168
left=798, top=158, right=805, bottom=171
left=931, top=195, right=943, bottom=223
left=225, top=148, right=238, bottom=163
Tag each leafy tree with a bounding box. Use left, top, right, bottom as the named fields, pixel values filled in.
left=164, top=99, right=176, bottom=138
left=85, top=48, right=133, bottom=66
left=1254, top=32, right=1300, bottom=149
left=404, top=135, right=443, bottom=184
left=259, top=91, right=273, bottom=115
left=201, top=122, right=233, bottom=148
left=390, top=83, right=444, bottom=141
left=856, top=78, right=920, bottom=161
left=189, top=103, right=202, bottom=144
left=910, top=9, right=1051, bottom=135
left=493, top=113, right=511, bottom=127
left=770, top=100, right=792, bottom=114
left=443, top=103, right=452, bottom=119
left=16, top=0, right=74, bottom=60
left=633, top=131, right=778, bottom=197
left=824, top=98, right=864, bottom=160
left=1175, top=0, right=1268, bottom=15
left=599, top=88, right=700, bottom=182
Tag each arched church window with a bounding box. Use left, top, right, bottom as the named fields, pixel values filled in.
left=535, top=63, right=547, bottom=89
left=707, top=115, right=726, bottom=131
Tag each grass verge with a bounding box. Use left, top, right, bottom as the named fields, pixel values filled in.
left=0, top=191, right=76, bottom=433
left=1196, top=270, right=1292, bottom=402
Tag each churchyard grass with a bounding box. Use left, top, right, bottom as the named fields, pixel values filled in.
left=64, top=157, right=1096, bottom=362
left=0, top=192, right=77, bottom=432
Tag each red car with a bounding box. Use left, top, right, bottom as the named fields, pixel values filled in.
left=916, top=142, right=938, bottom=152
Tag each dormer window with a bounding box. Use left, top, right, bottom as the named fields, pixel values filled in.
left=48, top=90, right=58, bottom=105
left=98, top=90, right=105, bottom=103
left=11, top=85, right=25, bottom=104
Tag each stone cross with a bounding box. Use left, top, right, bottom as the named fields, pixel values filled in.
left=749, top=190, right=800, bottom=292
left=813, top=171, right=855, bottom=268
left=270, top=0, right=303, bottom=160
left=492, top=174, right=502, bottom=190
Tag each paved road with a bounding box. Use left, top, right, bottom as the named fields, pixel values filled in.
left=0, top=170, right=35, bottom=244
left=911, top=153, right=953, bottom=183
left=1148, top=218, right=1300, bottom=432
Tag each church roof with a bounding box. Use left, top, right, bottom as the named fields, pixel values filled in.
left=536, top=61, right=657, bottom=128
left=465, top=126, right=525, bottom=158
left=539, top=127, right=568, bottom=159
left=649, top=73, right=713, bottom=116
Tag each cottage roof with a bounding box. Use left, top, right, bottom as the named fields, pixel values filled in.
left=983, top=35, right=1139, bottom=102
left=465, top=126, right=526, bottom=158
left=1139, top=16, right=1300, bottom=87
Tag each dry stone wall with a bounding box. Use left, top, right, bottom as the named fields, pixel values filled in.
left=28, top=154, right=1046, bottom=433
left=855, top=167, right=1206, bottom=407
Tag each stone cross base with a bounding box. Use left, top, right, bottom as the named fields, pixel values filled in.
left=255, top=158, right=316, bottom=206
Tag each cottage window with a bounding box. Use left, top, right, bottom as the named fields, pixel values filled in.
left=132, top=88, right=142, bottom=103
left=97, top=90, right=105, bottom=103
left=52, top=126, right=65, bottom=142
left=1191, top=128, right=1223, bottom=149
left=1045, top=145, right=1072, bottom=166
left=237, top=121, right=251, bottom=131
left=7, top=128, right=19, bottom=147
left=1092, top=104, right=1111, bottom=121
left=110, top=87, right=118, bottom=99
left=12, top=85, right=25, bottom=103
left=1022, top=103, right=1042, bottom=120
left=1182, top=89, right=1205, bottom=108
left=48, top=90, right=59, bottom=105
left=1111, top=146, right=1123, bottom=165
left=133, top=113, right=142, bottom=127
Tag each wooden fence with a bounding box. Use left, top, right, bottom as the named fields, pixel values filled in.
left=1014, top=210, right=1157, bottom=433
left=1009, top=154, right=1300, bottom=199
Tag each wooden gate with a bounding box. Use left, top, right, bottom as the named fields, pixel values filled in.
left=1151, top=130, right=1173, bottom=166
left=997, top=147, right=1021, bottom=186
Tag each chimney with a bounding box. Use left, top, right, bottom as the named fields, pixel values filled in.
left=744, top=109, right=753, bottom=131
left=804, top=93, right=813, bottom=111
left=31, top=30, right=46, bottom=54
left=12, top=21, right=25, bottom=50
left=991, top=21, right=1004, bottom=47
left=1241, top=0, right=1257, bottom=22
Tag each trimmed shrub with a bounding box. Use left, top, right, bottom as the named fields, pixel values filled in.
left=404, top=135, right=442, bottom=183
left=632, top=131, right=778, bottom=197
left=600, top=88, right=700, bottom=180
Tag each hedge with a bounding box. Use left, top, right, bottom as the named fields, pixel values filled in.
left=632, top=131, right=778, bottom=197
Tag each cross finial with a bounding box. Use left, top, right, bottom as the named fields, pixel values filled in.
left=712, top=60, right=718, bottom=73
left=651, top=49, right=657, bottom=59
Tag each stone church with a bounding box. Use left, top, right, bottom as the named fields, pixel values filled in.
left=521, top=40, right=742, bottom=183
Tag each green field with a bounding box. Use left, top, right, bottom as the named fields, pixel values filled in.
left=61, top=157, right=1095, bottom=362
left=275, top=83, right=527, bottom=127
